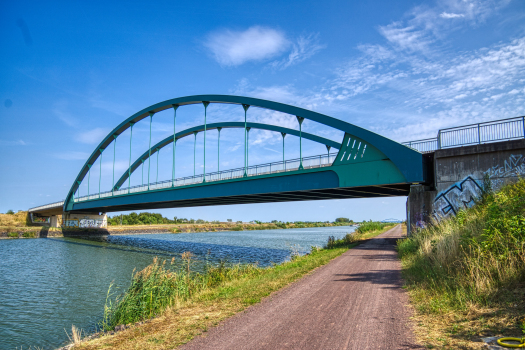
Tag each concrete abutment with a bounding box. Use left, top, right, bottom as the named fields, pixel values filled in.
left=407, top=139, right=525, bottom=235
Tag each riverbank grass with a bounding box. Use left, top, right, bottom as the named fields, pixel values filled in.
left=397, top=179, right=525, bottom=349
left=76, top=225, right=395, bottom=350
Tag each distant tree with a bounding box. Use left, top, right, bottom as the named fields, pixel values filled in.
left=335, top=217, right=350, bottom=223
left=196, top=219, right=205, bottom=224
left=6, top=209, right=14, bottom=215
left=227, top=219, right=232, bottom=222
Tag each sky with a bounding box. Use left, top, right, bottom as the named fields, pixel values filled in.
left=1, top=0, right=524, bottom=222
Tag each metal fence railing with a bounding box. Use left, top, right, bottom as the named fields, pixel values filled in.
left=74, top=153, right=337, bottom=203
left=402, top=116, right=525, bottom=153
left=28, top=201, right=64, bottom=212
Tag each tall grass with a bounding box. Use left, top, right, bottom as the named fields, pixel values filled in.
left=397, top=178, right=525, bottom=313
left=356, top=221, right=392, bottom=234
left=325, top=222, right=395, bottom=249
left=101, top=256, right=262, bottom=330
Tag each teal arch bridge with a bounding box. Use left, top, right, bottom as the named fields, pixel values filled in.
left=52, top=95, right=426, bottom=214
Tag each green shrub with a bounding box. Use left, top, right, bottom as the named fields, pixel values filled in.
left=22, top=231, right=36, bottom=238
left=7, top=232, right=18, bottom=238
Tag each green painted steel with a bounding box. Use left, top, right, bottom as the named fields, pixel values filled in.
left=112, top=135, right=117, bottom=193
left=172, top=105, right=178, bottom=185
left=147, top=113, right=153, bottom=190
left=128, top=122, right=135, bottom=192
left=112, top=122, right=342, bottom=191
left=98, top=149, right=103, bottom=195
left=217, top=127, right=222, bottom=172
left=203, top=101, right=210, bottom=181
left=243, top=104, right=249, bottom=177
left=64, top=95, right=424, bottom=212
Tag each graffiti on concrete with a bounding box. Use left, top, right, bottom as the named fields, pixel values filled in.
left=79, top=218, right=106, bottom=228
left=433, top=176, right=482, bottom=220
left=484, top=154, right=525, bottom=189
left=433, top=154, right=524, bottom=221
left=64, top=219, right=79, bottom=227
left=414, top=210, right=427, bottom=229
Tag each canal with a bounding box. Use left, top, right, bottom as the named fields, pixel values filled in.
left=0, top=225, right=355, bottom=350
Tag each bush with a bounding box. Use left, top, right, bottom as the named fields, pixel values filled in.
left=356, top=221, right=390, bottom=234
left=22, top=231, right=36, bottom=238
left=335, top=217, right=352, bottom=223
left=7, top=232, right=18, bottom=238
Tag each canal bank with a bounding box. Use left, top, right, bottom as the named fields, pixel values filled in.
left=0, top=225, right=365, bottom=350
left=0, top=218, right=356, bottom=239
left=56, top=224, right=395, bottom=350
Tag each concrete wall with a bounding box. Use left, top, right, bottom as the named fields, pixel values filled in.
left=62, top=213, right=108, bottom=228
left=407, top=139, right=525, bottom=234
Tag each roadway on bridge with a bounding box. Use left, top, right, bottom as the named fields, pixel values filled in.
left=181, top=225, right=422, bottom=350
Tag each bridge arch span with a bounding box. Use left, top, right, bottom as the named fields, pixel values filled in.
left=64, top=95, right=425, bottom=212
left=113, top=121, right=342, bottom=191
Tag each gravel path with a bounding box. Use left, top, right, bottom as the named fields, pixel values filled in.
left=181, top=225, right=422, bottom=350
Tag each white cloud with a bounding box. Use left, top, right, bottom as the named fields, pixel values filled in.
left=204, top=26, right=289, bottom=66
left=378, top=23, right=433, bottom=52
left=271, top=34, right=325, bottom=69
left=377, top=0, right=511, bottom=53
left=326, top=36, right=525, bottom=141
left=77, top=127, right=109, bottom=144
left=440, top=12, right=465, bottom=19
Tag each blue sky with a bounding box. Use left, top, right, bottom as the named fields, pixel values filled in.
left=1, top=0, right=524, bottom=222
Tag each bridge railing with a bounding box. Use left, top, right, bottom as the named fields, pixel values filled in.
left=28, top=201, right=65, bottom=212
left=402, top=116, right=525, bottom=153
left=74, top=153, right=337, bottom=203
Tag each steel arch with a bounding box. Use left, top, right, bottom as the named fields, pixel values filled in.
left=112, top=121, right=342, bottom=191
left=64, top=95, right=423, bottom=212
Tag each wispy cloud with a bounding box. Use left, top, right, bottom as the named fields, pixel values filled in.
left=53, top=100, right=78, bottom=127
left=271, top=33, right=325, bottom=69
left=0, top=139, right=28, bottom=146
left=53, top=151, right=91, bottom=160
left=377, top=0, right=511, bottom=53
left=77, top=127, right=109, bottom=144
left=204, top=26, right=289, bottom=66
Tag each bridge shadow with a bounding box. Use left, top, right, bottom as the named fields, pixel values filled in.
left=45, top=235, right=292, bottom=267
left=333, top=270, right=403, bottom=289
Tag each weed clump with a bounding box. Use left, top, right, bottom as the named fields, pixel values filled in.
left=101, top=255, right=262, bottom=330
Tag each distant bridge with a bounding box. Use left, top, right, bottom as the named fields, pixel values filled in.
left=29, top=95, right=426, bottom=226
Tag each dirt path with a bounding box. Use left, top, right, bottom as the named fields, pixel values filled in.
left=181, top=225, right=422, bottom=350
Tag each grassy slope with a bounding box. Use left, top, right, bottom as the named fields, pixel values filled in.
left=398, top=179, right=525, bottom=349
left=75, top=225, right=395, bottom=350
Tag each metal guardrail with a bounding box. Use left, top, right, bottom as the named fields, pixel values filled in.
left=74, top=153, right=337, bottom=203
left=402, top=116, right=525, bottom=153
left=28, top=201, right=64, bottom=212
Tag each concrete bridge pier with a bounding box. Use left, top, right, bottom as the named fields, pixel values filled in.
left=28, top=205, right=108, bottom=228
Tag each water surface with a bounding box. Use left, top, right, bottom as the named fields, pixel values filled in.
left=0, top=226, right=354, bottom=349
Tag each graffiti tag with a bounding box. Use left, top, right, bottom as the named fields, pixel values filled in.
left=433, top=176, right=482, bottom=220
